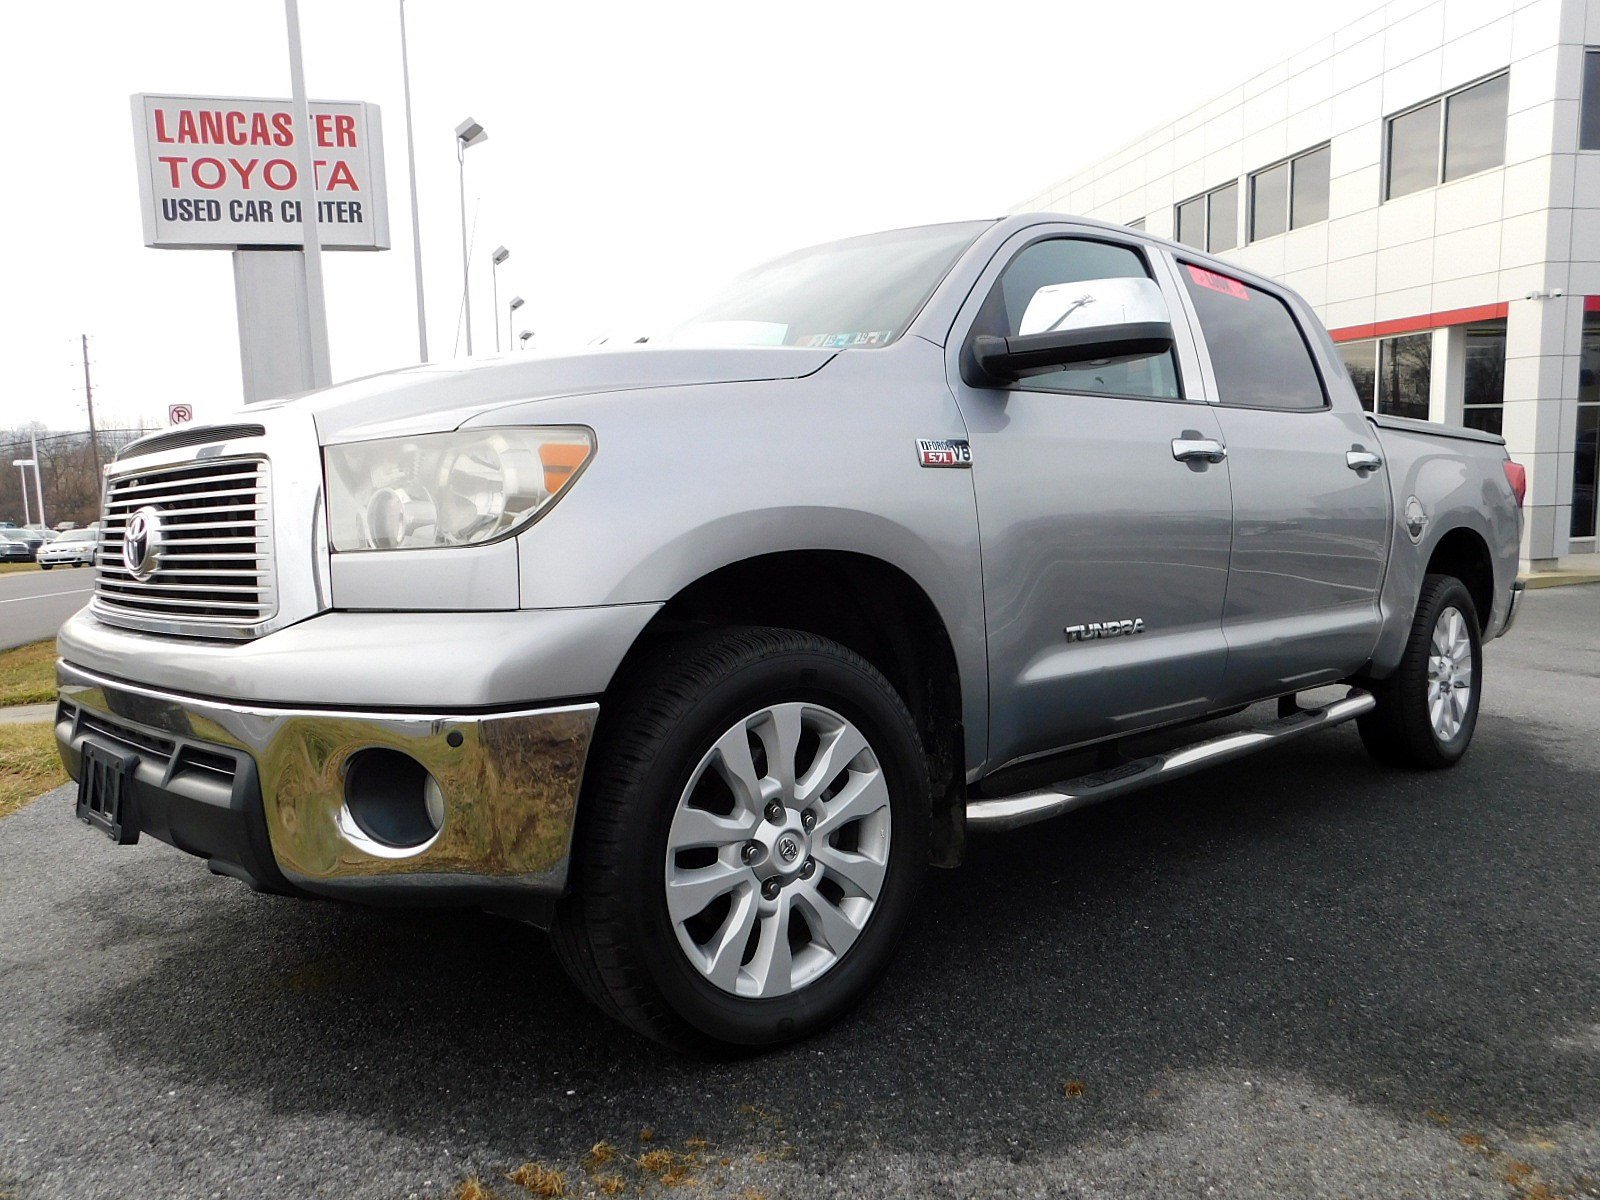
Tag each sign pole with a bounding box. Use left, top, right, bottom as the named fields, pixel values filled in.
left=29, top=430, right=46, bottom=530
left=283, top=0, right=332, bottom=389
left=399, top=0, right=428, bottom=362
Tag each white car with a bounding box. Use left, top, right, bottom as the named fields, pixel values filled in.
left=37, top=528, right=98, bottom=569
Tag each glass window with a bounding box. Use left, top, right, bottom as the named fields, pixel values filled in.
left=1181, top=264, right=1325, bottom=410
left=666, top=220, right=990, bottom=348
left=1387, top=100, right=1441, bottom=199
left=1444, top=74, right=1509, bottom=182
left=1462, top=321, right=1506, bottom=434
left=1176, top=195, right=1206, bottom=248
left=972, top=238, right=1181, bottom=400
left=1207, top=182, right=1239, bottom=252
left=1338, top=339, right=1377, bottom=410
left=1582, top=50, right=1600, bottom=150
left=1378, top=333, right=1432, bottom=420
left=1574, top=314, right=1600, bottom=537
left=1291, top=144, right=1331, bottom=227
left=1250, top=161, right=1289, bottom=241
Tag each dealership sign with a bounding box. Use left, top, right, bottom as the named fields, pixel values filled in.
left=131, top=93, right=390, bottom=251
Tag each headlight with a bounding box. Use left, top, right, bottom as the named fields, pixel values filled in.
left=323, top=427, right=594, bottom=552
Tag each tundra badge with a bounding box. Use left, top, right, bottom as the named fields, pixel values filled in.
left=1065, top=618, right=1146, bottom=643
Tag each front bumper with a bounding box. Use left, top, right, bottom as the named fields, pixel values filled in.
left=56, top=661, right=597, bottom=909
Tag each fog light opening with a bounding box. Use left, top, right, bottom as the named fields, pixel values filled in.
left=342, top=748, right=444, bottom=851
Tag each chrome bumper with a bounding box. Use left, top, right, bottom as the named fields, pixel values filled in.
left=56, top=661, right=597, bottom=906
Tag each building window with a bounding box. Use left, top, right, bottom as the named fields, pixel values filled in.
left=1127, top=217, right=1146, bottom=231
left=1582, top=50, right=1600, bottom=150
left=1338, top=339, right=1377, bottom=409
left=1385, top=72, right=1509, bottom=200
left=1175, top=181, right=1239, bottom=252
left=1574, top=313, right=1600, bottom=538
left=1249, top=145, right=1331, bottom=241
left=1462, top=321, right=1506, bottom=434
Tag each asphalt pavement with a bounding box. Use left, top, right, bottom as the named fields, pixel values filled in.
left=0, top=568, right=93, bottom=652
left=0, top=588, right=1595, bottom=1200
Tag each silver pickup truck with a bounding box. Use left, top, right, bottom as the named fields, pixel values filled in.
left=56, top=215, right=1525, bottom=1052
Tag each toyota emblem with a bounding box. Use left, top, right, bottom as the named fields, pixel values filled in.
left=122, top=506, right=164, bottom=581
left=778, top=836, right=800, bottom=864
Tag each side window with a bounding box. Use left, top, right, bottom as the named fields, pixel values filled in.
left=972, top=238, right=1181, bottom=400
left=1180, top=264, right=1326, bottom=411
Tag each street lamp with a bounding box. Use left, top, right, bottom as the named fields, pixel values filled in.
left=455, top=117, right=488, bottom=356
left=508, top=295, right=524, bottom=351
left=518, top=329, right=535, bottom=350
left=491, top=246, right=510, bottom=352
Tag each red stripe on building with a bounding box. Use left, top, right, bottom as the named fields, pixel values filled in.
left=1326, top=301, right=1510, bottom=343
left=1585, top=295, right=1600, bottom=313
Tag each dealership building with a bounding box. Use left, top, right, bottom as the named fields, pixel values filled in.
left=1016, top=0, right=1600, bottom=568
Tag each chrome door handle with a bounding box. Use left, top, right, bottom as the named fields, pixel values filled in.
left=1346, top=450, right=1383, bottom=472
left=1172, top=437, right=1227, bottom=464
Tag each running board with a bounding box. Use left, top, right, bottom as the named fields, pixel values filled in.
left=965, top=688, right=1376, bottom=833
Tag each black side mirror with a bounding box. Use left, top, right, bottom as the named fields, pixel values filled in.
left=964, top=321, right=1175, bottom=387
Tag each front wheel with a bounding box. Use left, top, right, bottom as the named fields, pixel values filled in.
left=38, top=563, right=52, bottom=570
left=552, top=627, right=928, bottom=1053
left=1358, top=574, right=1483, bottom=769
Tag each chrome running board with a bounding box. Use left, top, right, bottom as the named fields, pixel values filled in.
left=965, top=688, right=1376, bottom=833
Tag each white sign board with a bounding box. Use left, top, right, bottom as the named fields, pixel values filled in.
left=131, top=93, right=390, bottom=251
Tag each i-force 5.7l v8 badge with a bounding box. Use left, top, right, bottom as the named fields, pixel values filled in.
left=916, top=438, right=972, bottom=468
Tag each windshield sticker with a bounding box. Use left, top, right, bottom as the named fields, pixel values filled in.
left=1186, top=265, right=1250, bottom=300
left=798, top=331, right=894, bottom=348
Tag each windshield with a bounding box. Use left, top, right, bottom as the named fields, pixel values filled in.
left=57, top=530, right=93, bottom=543
left=666, top=221, right=991, bottom=350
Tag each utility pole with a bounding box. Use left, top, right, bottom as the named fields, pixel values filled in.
left=81, top=334, right=101, bottom=480
left=29, top=429, right=45, bottom=530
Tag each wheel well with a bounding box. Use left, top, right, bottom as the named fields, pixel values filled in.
left=609, top=551, right=967, bottom=866
left=1425, top=527, right=1494, bottom=630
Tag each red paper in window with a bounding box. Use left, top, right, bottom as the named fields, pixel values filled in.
left=1187, top=265, right=1250, bottom=300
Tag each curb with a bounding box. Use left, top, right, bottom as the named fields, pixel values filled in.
left=1519, top=572, right=1600, bottom=590
left=0, top=703, right=55, bottom=726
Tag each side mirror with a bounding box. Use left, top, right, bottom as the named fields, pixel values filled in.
left=962, top=274, right=1176, bottom=387
left=966, top=321, right=1175, bottom=386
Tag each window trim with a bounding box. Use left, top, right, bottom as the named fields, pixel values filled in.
left=1382, top=69, right=1510, bottom=201
left=1175, top=258, right=1332, bottom=413
left=1247, top=143, right=1331, bottom=243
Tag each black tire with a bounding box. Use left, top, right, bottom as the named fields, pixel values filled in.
left=39, top=563, right=52, bottom=570
left=551, top=626, right=929, bottom=1053
left=1357, top=574, right=1483, bottom=769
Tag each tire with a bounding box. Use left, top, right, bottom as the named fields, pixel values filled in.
left=1357, top=574, right=1483, bottom=769
left=39, top=563, right=52, bottom=570
left=551, top=626, right=929, bottom=1053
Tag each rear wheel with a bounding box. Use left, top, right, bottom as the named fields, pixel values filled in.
left=1358, top=574, right=1483, bottom=769
left=552, top=626, right=928, bottom=1052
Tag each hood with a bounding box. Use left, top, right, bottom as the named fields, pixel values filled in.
left=254, top=345, right=837, bottom=443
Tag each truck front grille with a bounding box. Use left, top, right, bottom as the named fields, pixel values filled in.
left=94, top=457, right=276, bottom=636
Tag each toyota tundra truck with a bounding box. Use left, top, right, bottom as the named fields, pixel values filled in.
left=55, top=215, right=1526, bottom=1052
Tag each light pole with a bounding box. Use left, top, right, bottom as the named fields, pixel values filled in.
left=491, top=246, right=510, bottom=352
left=284, top=0, right=331, bottom=387
left=507, top=295, right=524, bottom=350
left=27, top=430, right=45, bottom=528
left=455, top=117, right=488, bottom=356
left=399, top=0, right=428, bottom=362
left=518, top=329, right=535, bottom=350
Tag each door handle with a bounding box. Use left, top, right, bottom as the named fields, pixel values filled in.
left=1172, top=437, right=1227, bottom=464
left=1346, top=450, right=1383, bottom=472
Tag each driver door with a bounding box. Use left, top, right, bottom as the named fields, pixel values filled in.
left=947, top=228, right=1235, bottom=770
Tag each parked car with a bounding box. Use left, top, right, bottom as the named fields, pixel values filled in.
left=37, top=528, right=98, bottom=569
left=4, top=527, right=43, bottom=560
left=0, top=532, right=33, bottom=563
left=56, top=215, right=1524, bottom=1052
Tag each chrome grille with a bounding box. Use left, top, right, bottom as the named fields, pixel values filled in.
left=94, top=457, right=276, bottom=636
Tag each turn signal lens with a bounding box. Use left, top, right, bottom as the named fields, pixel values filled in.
left=1503, top=460, right=1526, bottom=508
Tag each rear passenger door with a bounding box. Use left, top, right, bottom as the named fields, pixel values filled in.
left=1172, top=260, right=1391, bottom=703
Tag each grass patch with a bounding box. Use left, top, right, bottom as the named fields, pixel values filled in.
left=0, top=723, right=66, bottom=819
left=0, top=640, right=55, bottom=707
left=0, top=562, right=40, bottom=575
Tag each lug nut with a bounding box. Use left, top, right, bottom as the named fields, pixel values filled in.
left=764, top=801, right=785, bottom=823
left=762, top=878, right=782, bottom=900
left=800, top=810, right=816, bottom=832
left=741, top=842, right=761, bottom=865
left=800, top=858, right=816, bottom=879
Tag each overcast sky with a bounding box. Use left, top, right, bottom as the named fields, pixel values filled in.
left=0, top=0, right=1382, bottom=433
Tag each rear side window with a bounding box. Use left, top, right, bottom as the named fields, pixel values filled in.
left=1181, top=265, right=1326, bottom=411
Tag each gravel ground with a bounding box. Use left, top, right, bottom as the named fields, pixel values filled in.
left=1, top=587, right=1596, bottom=1200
